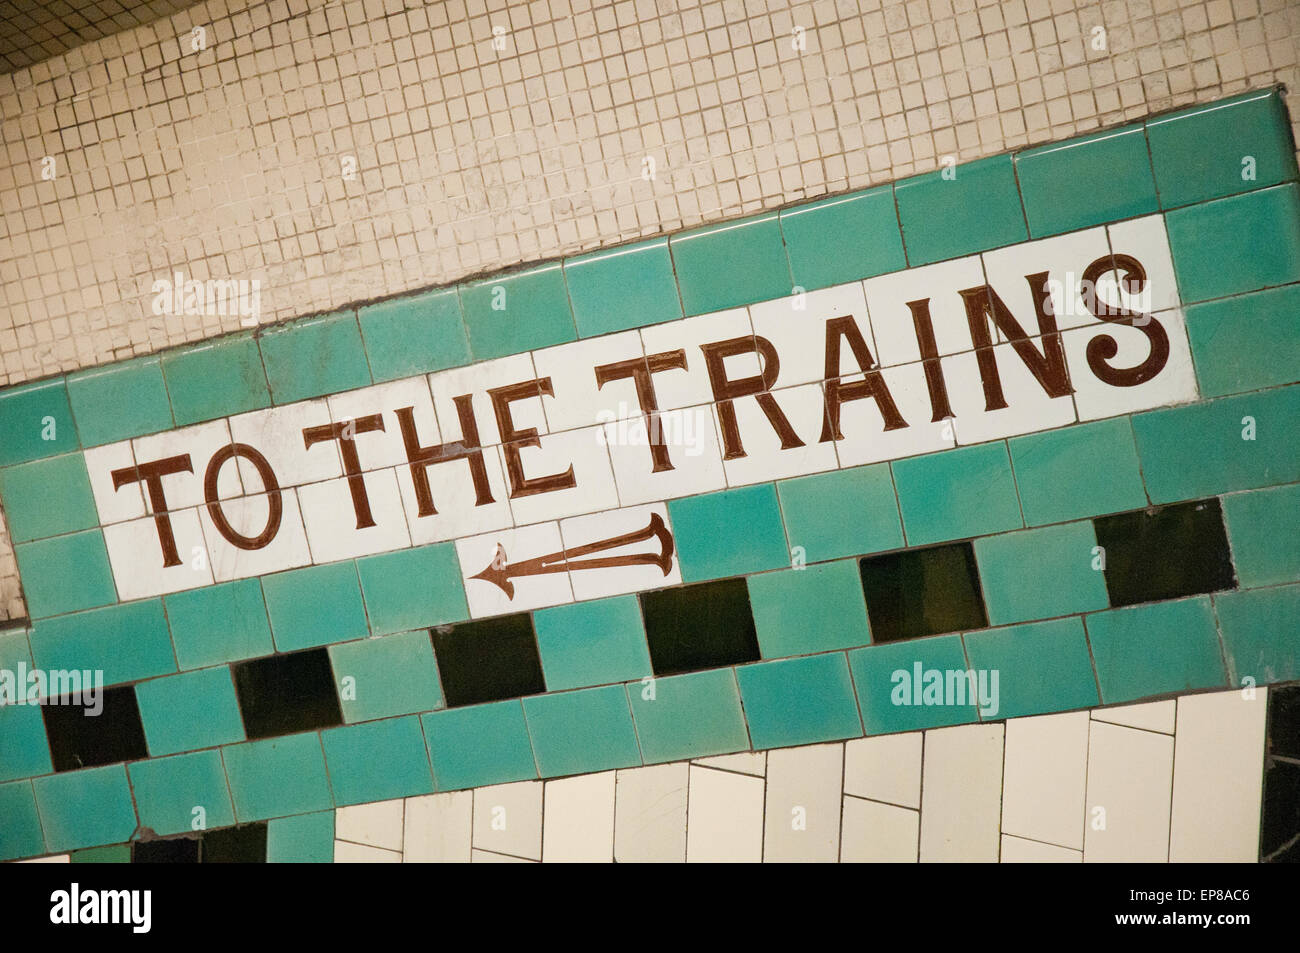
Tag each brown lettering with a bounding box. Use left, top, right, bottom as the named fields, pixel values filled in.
left=1081, top=254, right=1170, bottom=386
left=906, top=299, right=955, bottom=422
left=699, top=335, right=804, bottom=460
left=204, top=443, right=283, bottom=550
left=594, top=350, right=688, bottom=472
left=957, top=278, right=1072, bottom=411
left=111, top=455, right=193, bottom=568
left=395, top=398, right=496, bottom=517
left=488, top=379, right=577, bottom=498
left=820, top=315, right=907, bottom=441
left=302, top=415, right=386, bottom=529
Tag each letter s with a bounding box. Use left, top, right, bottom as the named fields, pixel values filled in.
left=1081, top=253, right=1169, bottom=386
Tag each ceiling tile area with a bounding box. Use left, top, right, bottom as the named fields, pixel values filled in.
left=0, top=0, right=199, bottom=73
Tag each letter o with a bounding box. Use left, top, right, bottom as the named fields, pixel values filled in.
left=204, top=443, right=283, bottom=550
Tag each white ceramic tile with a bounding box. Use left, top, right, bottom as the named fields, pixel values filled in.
left=692, top=751, right=766, bottom=776
left=334, top=841, right=402, bottom=863
left=335, top=798, right=405, bottom=851
left=718, top=381, right=840, bottom=486
left=1000, top=834, right=1083, bottom=862
left=228, top=399, right=342, bottom=488
left=1001, top=711, right=1090, bottom=851
left=396, top=442, right=515, bottom=545
left=103, top=507, right=213, bottom=599
left=17, top=854, right=70, bottom=863
left=201, top=488, right=313, bottom=581
left=542, top=771, right=617, bottom=863
left=297, top=466, right=412, bottom=562
left=763, top=743, right=843, bottom=862
left=843, top=732, right=922, bottom=808
left=327, top=376, right=440, bottom=471
left=83, top=440, right=145, bottom=524
left=1091, top=699, right=1176, bottom=734
left=613, top=763, right=688, bottom=862
left=981, top=227, right=1113, bottom=332
left=131, top=419, right=242, bottom=509
left=832, top=359, right=957, bottom=466
left=941, top=337, right=1078, bottom=444
left=457, top=521, right=574, bottom=617
left=472, top=781, right=543, bottom=860
left=639, top=308, right=756, bottom=411
left=840, top=797, right=919, bottom=862
left=428, top=352, right=543, bottom=446
left=685, top=765, right=764, bottom=863
left=558, top=503, right=681, bottom=601
left=470, top=848, right=535, bottom=862
left=403, top=791, right=473, bottom=863
left=533, top=331, right=646, bottom=434
left=748, top=282, right=876, bottom=388
left=1083, top=720, right=1174, bottom=862
left=1169, top=688, right=1268, bottom=862
left=1106, top=214, right=1181, bottom=314
left=862, top=255, right=986, bottom=365
left=502, top=424, right=619, bottom=525
left=1064, top=308, right=1198, bottom=420
left=919, top=723, right=1004, bottom=862
left=604, top=401, right=728, bottom=506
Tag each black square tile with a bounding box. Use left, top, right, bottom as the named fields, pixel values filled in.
left=1260, top=756, right=1300, bottom=862
left=42, top=685, right=148, bottom=772
left=859, top=542, right=988, bottom=643
left=1267, top=684, right=1300, bottom=761
left=639, top=578, right=760, bottom=676
left=431, top=613, right=545, bottom=708
left=200, top=823, right=267, bottom=863
left=1094, top=498, right=1236, bottom=608
left=232, top=648, right=343, bottom=741
left=132, top=837, right=199, bottom=863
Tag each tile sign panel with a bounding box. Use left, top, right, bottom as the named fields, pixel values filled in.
left=0, top=88, right=1298, bottom=860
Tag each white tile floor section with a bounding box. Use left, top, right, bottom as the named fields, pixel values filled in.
left=324, top=687, right=1270, bottom=863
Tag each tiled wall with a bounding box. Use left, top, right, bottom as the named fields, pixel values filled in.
left=14, top=687, right=1293, bottom=863
left=0, top=85, right=1298, bottom=863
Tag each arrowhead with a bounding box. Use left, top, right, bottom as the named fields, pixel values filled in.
left=471, top=545, right=515, bottom=598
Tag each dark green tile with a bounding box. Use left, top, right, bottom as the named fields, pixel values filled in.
left=736, top=652, right=863, bottom=748
left=261, top=561, right=369, bottom=652
left=459, top=264, right=577, bottom=361
left=523, top=685, right=642, bottom=777
left=626, top=668, right=750, bottom=764
left=322, top=715, right=435, bottom=806
left=1009, top=418, right=1149, bottom=525
left=0, top=377, right=79, bottom=467
left=1185, top=283, right=1300, bottom=398
left=780, top=186, right=906, bottom=289
left=66, top=356, right=174, bottom=446
left=640, top=578, right=760, bottom=675
left=164, top=578, right=275, bottom=670
left=895, top=154, right=1027, bottom=265
left=963, top=617, right=1099, bottom=719
left=1095, top=498, right=1236, bottom=607
left=747, top=559, right=871, bottom=657
left=0, top=452, right=98, bottom=542
left=776, top=464, right=904, bottom=563
left=563, top=238, right=682, bottom=336
left=355, top=543, right=468, bottom=634
left=232, top=648, right=343, bottom=740
left=42, top=685, right=146, bottom=770
left=1085, top=596, right=1226, bottom=703
left=859, top=542, right=987, bottom=642
left=257, top=309, right=372, bottom=404
left=431, top=613, right=545, bottom=708
left=357, top=287, right=471, bottom=382
left=161, top=331, right=271, bottom=426
left=669, top=211, right=792, bottom=314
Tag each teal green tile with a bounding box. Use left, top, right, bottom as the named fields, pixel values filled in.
left=459, top=263, right=577, bottom=361
left=892, top=441, right=1023, bottom=545
left=0, top=701, right=52, bottom=782
left=30, top=599, right=174, bottom=688
left=563, top=238, right=683, bottom=337
left=736, top=652, right=862, bottom=748
left=895, top=154, right=1027, bottom=265
left=963, top=617, right=1099, bottom=719
left=779, top=186, right=907, bottom=290
left=164, top=578, right=274, bottom=670
left=0, top=626, right=31, bottom=673
left=1224, top=484, right=1300, bottom=588
left=974, top=521, right=1108, bottom=625
left=1186, top=283, right=1300, bottom=398
left=626, top=668, right=750, bottom=764
left=0, top=781, right=46, bottom=860
left=1217, top=583, right=1300, bottom=686
left=668, top=483, right=789, bottom=581
left=358, top=287, right=471, bottom=382
left=747, top=560, right=871, bottom=657
left=421, top=700, right=537, bottom=791
left=533, top=595, right=651, bottom=691
left=523, top=685, right=642, bottom=777
left=0, top=452, right=97, bottom=542
left=135, top=666, right=245, bottom=756
left=1009, top=418, right=1148, bottom=525
left=776, top=464, right=904, bottom=562
left=261, top=561, right=369, bottom=652
left=322, top=715, right=435, bottom=806
left=33, top=765, right=137, bottom=853
left=847, top=634, right=978, bottom=733
left=128, top=749, right=236, bottom=836
left=1016, top=125, right=1158, bottom=237
left=66, top=356, right=173, bottom=447
left=267, top=810, right=334, bottom=862
left=669, top=211, right=792, bottom=315
left=1085, top=596, right=1226, bottom=703
left=1166, top=183, right=1300, bottom=303
left=70, top=844, right=131, bottom=863
left=222, top=733, right=333, bottom=822
left=161, top=331, right=271, bottom=426
left=356, top=543, right=468, bottom=635
left=14, top=529, right=117, bottom=617
left=1132, top=385, right=1300, bottom=503
left=257, top=309, right=372, bottom=404
left=328, top=629, right=443, bottom=722
left=0, top=377, right=78, bottom=466
left=1147, top=89, right=1299, bottom=209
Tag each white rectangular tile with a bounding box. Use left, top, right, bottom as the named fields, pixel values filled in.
left=335, top=798, right=404, bottom=852
left=604, top=401, right=727, bottom=506
left=840, top=796, right=919, bottom=862
left=981, top=227, right=1112, bottom=332
left=692, top=751, right=766, bottom=776
left=639, top=307, right=756, bottom=410
left=1064, top=308, right=1198, bottom=421
left=763, top=743, right=843, bottom=862
left=397, top=442, right=515, bottom=546
left=83, top=441, right=145, bottom=525
left=327, top=376, right=440, bottom=471
left=1091, top=699, right=1176, bottom=734
left=403, top=791, right=472, bottom=863
left=843, top=732, right=922, bottom=809
left=1001, top=711, right=1089, bottom=851
left=719, top=381, right=840, bottom=487
left=131, top=418, right=242, bottom=508
left=472, top=781, right=543, bottom=860
left=862, top=255, right=986, bottom=365
left=831, top=359, right=956, bottom=466
left=533, top=330, right=646, bottom=433
left=542, top=771, right=616, bottom=863
left=456, top=521, right=573, bottom=617
left=201, top=488, right=313, bottom=581
left=297, top=466, right=411, bottom=562
left=748, top=282, right=876, bottom=388
left=1084, top=720, right=1174, bottom=862
left=942, top=337, right=1077, bottom=444
left=334, top=841, right=402, bottom=863
left=1106, top=214, right=1181, bottom=314
left=502, top=424, right=619, bottom=525
left=104, top=507, right=213, bottom=599
left=228, top=399, right=342, bottom=488
left=919, top=723, right=1004, bottom=862
left=1000, top=834, right=1082, bottom=862
left=686, top=765, right=764, bottom=863
left=428, top=352, right=544, bottom=446
left=558, top=503, right=681, bottom=601
left=614, top=763, right=688, bottom=863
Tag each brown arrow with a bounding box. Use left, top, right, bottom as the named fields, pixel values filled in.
left=470, top=512, right=675, bottom=599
